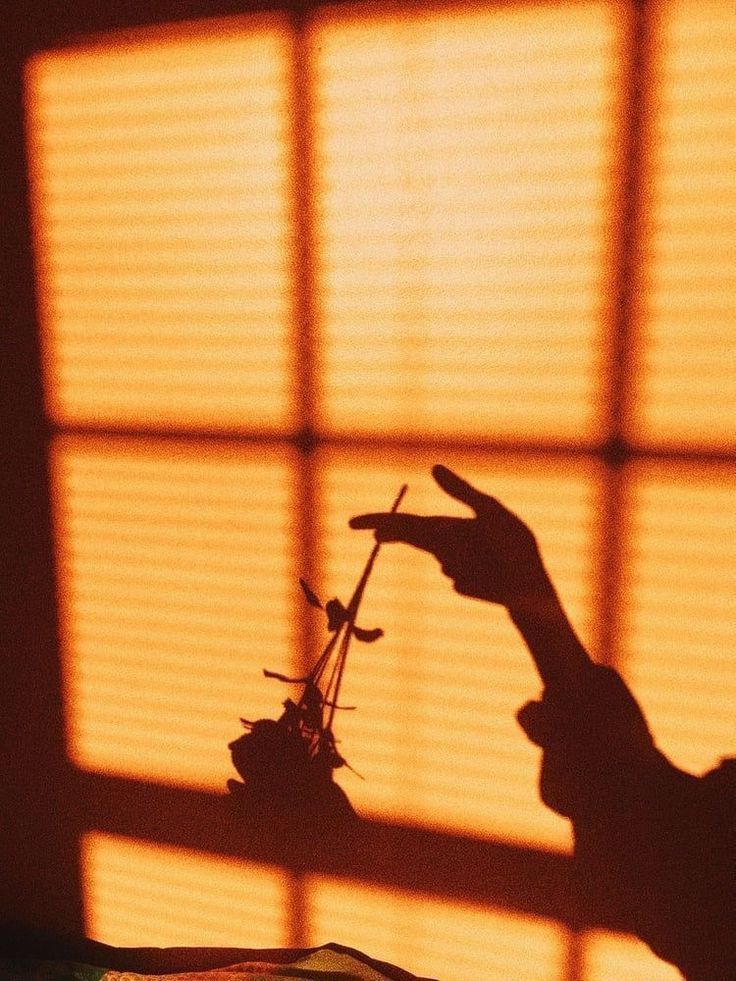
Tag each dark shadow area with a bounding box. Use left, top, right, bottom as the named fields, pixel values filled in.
left=1, top=14, right=85, bottom=937
left=226, top=713, right=360, bottom=860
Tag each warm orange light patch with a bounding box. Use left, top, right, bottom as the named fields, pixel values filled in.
left=623, top=463, right=736, bottom=774
left=311, top=2, right=624, bottom=442
left=317, top=449, right=599, bottom=850
left=633, top=0, right=736, bottom=449
left=309, top=876, right=566, bottom=981
left=583, top=930, right=683, bottom=980
left=24, top=16, right=295, bottom=432
left=82, top=833, right=288, bottom=947
left=51, top=436, right=296, bottom=791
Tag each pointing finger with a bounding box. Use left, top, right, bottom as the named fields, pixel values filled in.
left=348, top=512, right=430, bottom=544
left=349, top=512, right=386, bottom=530
left=349, top=512, right=461, bottom=555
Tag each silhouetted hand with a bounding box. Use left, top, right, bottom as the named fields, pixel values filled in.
left=349, top=465, right=554, bottom=610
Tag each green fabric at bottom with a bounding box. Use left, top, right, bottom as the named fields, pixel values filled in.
left=0, top=946, right=427, bottom=981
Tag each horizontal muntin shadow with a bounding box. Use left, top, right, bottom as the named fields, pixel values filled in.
left=75, top=770, right=630, bottom=934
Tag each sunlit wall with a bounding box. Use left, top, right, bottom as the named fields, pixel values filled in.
left=23, top=2, right=734, bottom=979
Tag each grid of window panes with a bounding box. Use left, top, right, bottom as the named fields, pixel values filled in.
left=24, top=2, right=734, bottom=979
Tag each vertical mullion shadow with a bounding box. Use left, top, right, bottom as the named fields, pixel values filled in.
left=283, top=5, right=321, bottom=949
left=596, top=0, right=655, bottom=673
left=289, top=4, right=321, bottom=673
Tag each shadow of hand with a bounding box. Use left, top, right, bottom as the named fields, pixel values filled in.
left=350, top=464, right=552, bottom=608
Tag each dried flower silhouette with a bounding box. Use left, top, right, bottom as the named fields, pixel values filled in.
left=228, top=484, right=407, bottom=813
